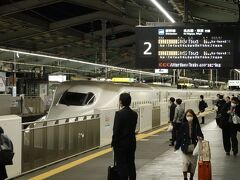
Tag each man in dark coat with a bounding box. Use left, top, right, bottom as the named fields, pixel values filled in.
left=169, top=97, right=177, bottom=145
left=216, top=94, right=226, bottom=114
left=198, top=95, right=207, bottom=124
left=111, top=93, right=138, bottom=180
left=0, top=127, right=7, bottom=180
left=216, top=94, right=226, bottom=126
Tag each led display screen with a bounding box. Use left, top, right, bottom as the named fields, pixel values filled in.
left=136, top=23, right=240, bottom=69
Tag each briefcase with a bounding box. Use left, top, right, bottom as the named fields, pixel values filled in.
left=198, top=160, right=212, bottom=180
left=108, top=151, right=118, bottom=180
left=108, top=165, right=118, bottom=180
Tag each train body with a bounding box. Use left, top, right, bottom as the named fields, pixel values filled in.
left=46, top=80, right=238, bottom=120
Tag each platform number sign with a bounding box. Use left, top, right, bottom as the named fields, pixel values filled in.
left=143, top=42, right=152, bottom=55
left=136, top=27, right=158, bottom=68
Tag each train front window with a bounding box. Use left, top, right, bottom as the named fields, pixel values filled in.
left=59, top=91, right=95, bottom=106
left=86, top=92, right=95, bottom=105
left=59, top=92, right=86, bottom=106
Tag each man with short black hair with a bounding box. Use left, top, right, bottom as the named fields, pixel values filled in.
left=170, top=98, right=184, bottom=146
left=169, top=97, right=176, bottom=145
left=199, top=95, right=207, bottom=124
left=111, top=93, right=138, bottom=180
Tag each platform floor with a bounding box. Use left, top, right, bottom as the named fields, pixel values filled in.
left=16, top=113, right=240, bottom=180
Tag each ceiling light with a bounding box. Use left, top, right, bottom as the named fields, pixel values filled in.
left=149, top=0, right=176, bottom=23
left=0, top=48, right=159, bottom=77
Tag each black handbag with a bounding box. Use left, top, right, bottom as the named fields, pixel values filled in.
left=0, top=133, right=14, bottom=165
left=108, top=152, right=118, bottom=180
left=0, top=150, right=14, bottom=165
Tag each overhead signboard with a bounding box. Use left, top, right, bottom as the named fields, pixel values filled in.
left=136, top=23, right=240, bottom=69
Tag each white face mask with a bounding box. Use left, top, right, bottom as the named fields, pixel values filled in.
left=231, top=103, right=237, bottom=107
left=186, top=117, right=193, bottom=122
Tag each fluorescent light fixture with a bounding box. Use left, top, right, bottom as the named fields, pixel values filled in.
left=149, top=0, right=175, bottom=23
left=0, top=48, right=159, bottom=77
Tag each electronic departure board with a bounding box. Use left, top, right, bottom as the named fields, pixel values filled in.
left=136, top=23, right=240, bottom=69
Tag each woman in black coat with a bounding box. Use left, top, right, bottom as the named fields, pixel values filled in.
left=0, top=127, right=7, bottom=180
left=175, top=109, right=204, bottom=180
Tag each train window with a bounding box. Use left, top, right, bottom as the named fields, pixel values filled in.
left=59, top=91, right=95, bottom=106
left=59, top=91, right=87, bottom=106
left=86, top=92, right=95, bottom=105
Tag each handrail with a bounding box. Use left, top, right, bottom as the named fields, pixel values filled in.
left=22, top=114, right=100, bottom=126
left=21, top=117, right=100, bottom=131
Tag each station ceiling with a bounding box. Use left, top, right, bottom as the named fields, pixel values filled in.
left=0, top=0, right=239, bottom=71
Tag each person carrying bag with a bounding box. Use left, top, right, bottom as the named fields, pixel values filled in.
left=175, top=109, right=203, bottom=180
left=111, top=93, right=138, bottom=180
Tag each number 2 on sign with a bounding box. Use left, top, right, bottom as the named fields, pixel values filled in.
left=143, top=42, right=152, bottom=55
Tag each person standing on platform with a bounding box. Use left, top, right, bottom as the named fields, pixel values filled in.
left=0, top=127, right=8, bottom=180
left=170, top=98, right=184, bottom=146
left=111, top=93, right=138, bottom=180
left=169, top=97, right=177, bottom=145
left=198, top=95, right=208, bottom=124
left=219, top=96, right=232, bottom=155
left=216, top=95, right=225, bottom=113
left=227, top=97, right=240, bottom=156
left=216, top=95, right=226, bottom=126
left=175, top=109, right=204, bottom=180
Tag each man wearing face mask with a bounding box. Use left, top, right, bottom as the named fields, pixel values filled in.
left=111, top=93, right=138, bottom=180
left=227, top=97, right=240, bottom=156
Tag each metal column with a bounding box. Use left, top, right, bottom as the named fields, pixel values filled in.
left=13, top=53, right=17, bottom=97
left=173, top=69, right=176, bottom=85
left=209, top=69, right=213, bottom=87
left=101, top=19, right=107, bottom=65
left=184, top=0, right=189, bottom=22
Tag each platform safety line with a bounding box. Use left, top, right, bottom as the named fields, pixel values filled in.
left=28, top=126, right=168, bottom=180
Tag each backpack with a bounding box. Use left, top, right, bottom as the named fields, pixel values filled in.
left=0, top=134, right=14, bottom=165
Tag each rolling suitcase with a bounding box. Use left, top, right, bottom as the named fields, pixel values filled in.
left=108, top=151, right=118, bottom=180
left=198, top=140, right=212, bottom=180
left=198, top=161, right=212, bottom=180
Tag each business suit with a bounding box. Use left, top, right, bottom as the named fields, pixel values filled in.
left=169, top=103, right=176, bottom=145
left=111, top=106, right=138, bottom=180
left=199, top=99, right=207, bottom=124
left=170, top=103, right=177, bottom=123
left=0, top=127, right=7, bottom=180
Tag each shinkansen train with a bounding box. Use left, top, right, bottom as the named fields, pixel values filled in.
left=24, top=80, right=239, bottom=151
left=45, top=80, right=238, bottom=120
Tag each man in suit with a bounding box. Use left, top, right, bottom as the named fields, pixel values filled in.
left=198, top=95, right=208, bottom=124
left=111, top=93, right=138, bottom=180
left=0, top=127, right=8, bottom=180
left=169, top=97, right=176, bottom=146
